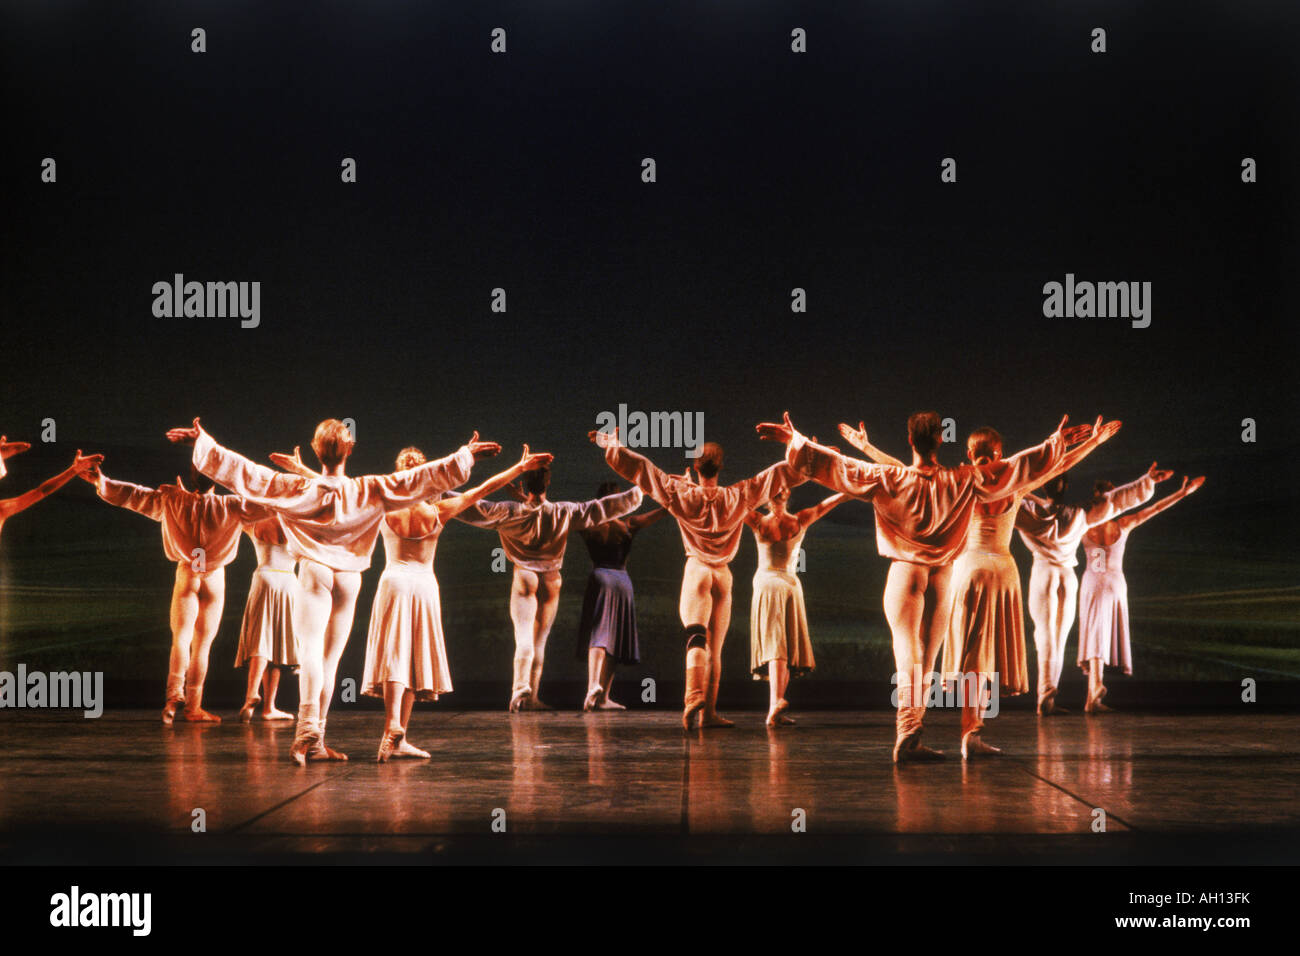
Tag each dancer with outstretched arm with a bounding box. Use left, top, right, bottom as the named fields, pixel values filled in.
left=458, top=465, right=644, bottom=712
left=235, top=517, right=300, bottom=722
left=1015, top=462, right=1171, bottom=715
left=591, top=428, right=805, bottom=730
left=167, top=417, right=500, bottom=763
left=745, top=488, right=847, bottom=726
left=758, top=411, right=1091, bottom=762
left=1077, top=474, right=1205, bottom=712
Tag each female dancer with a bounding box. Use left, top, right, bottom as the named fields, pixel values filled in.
left=938, top=421, right=1119, bottom=758
left=235, top=517, right=299, bottom=722
left=83, top=459, right=270, bottom=724
left=0, top=435, right=33, bottom=480
left=458, top=465, right=645, bottom=712
left=167, top=417, right=500, bottom=763
left=745, top=488, right=846, bottom=727
left=575, top=481, right=666, bottom=712
left=367, top=444, right=552, bottom=761
left=1078, top=474, right=1205, bottom=712
left=1015, top=463, right=1171, bottom=715
left=1, top=449, right=101, bottom=533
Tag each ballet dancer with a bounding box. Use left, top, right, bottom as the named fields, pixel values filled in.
left=938, top=420, right=1119, bottom=758
left=235, top=517, right=299, bottom=722
left=458, top=464, right=645, bottom=712
left=1015, top=462, right=1172, bottom=715
left=758, top=411, right=1092, bottom=762
left=745, top=488, right=847, bottom=726
left=574, top=481, right=667, bottom=712
left=365, top=444, right=552, bottom=760
left=1, top=449, right=101, bottom=536
left=590, top=428, right=806, bottom=730
left=82, top=458, right=270, bottom=724
left=166, top=417, right=500, bottom=763
left=0, top=435, right=33, bottom=481
left=1078, top=474, right=1205, bottom=712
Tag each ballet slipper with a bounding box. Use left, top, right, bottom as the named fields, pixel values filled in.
left=182, top=707, right=222, bottom=723
left=377, top=726, right=404, bottom=763
left=161, top=697, right=184, bottom=726
left=307, top=741, right=349, bottom=761
left=393, top=738, right=431, bottom=759
left=257, top=707, right=294, bottom=721
left=682, top=665, right=707, bottom=730
left=509, top=691, right=530, bottom=713
left=582, top=687, right=603, bottom=712
left=893, top=731, right=945, bottom=764
left=961, top=732, right=1002, bottom=760
left=290, top=720, right=319, bottom=766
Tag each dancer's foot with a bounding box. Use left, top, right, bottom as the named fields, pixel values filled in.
left=961, top=733, right=1002, bottom=760
left=182, top=707, right=222, bottom=723
left=528, top=697, right=555, bottom=711
left=161, top=697, right=184, bottom=726
left=597, top=696, right=626, bottom=711
left=509, top=691, right=530, bottom=713
left=765, top=698, right=791, bottom=728
left=893, top=732, right=945, bottom=764
left=307, top=741, right=349, bottom=762
left=582, top=687, right=602, bottom=712
left=238, top=698, right=259, bottom=723
left=682, top=664, right=707, bottom=730
left=290, top=722, right=319, bottom=766
left=392, top=738, right=431, bottom=759
left=701, top=711, right=735, bottom=729
left=1085, top=699, right=1113, bottom=714
left=257, top=707, right=295, bottom=721
left=377, top=726, right=404, bottom=763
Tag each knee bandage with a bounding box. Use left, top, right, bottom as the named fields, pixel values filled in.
left=685, top=625, right=707, bottom=650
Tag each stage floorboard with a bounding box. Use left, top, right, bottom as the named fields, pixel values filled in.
left=1, top=710, right=1297, bottom=865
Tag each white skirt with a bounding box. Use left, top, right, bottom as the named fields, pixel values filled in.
left=363, top=568, right=452, bottom=701
left=235, top=567, right=299, bottom=668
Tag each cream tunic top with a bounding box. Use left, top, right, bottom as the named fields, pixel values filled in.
left=1015, top=474, right=1155, bottom=569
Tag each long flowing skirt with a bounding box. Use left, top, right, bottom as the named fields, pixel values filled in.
left=750, top=569, right=815, bottom=678
left=235, top=568, right=299, bottom=669
left=1077, top=569, right=1132, bottom=674
left=575, top=568, right=640, bottom=665
left=941, top=551, right=1029, bottom=695
left=363, top=568, right=452, bottom=701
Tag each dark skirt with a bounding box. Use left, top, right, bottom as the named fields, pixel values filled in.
left=576, top=567, right=640, bottom=665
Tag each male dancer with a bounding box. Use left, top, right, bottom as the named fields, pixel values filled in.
left=1015, top=462, right=1170, bottom=714
left=458, top=464, right=644, bottom=711
left=167, top=417, right=500, bottom=763
left=590, top=429, right=804, bottom=729
left=757, top=411, right=1094, bottom=762
left=83, top=459, right=271, bottom=723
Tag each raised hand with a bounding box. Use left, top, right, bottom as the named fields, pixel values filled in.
left=1057, top=414, right=1094, bottom=447
left=756, top=411, right=795, bottom=444
left=269, top=445, right=304, bottom=471
left=519, top=444, right=553, bottom=471
left=838, top=421, right=869, bottom=452
left=0, top=437, right=31, bottom=460
left=1093, top=417, right=1122, bottom=444
left=466, top=431, right=502, bottom=460
left=1147, top=461, right=1174, bottom=483
left=73, top=450, right=104, bottom=474
left=166, top=417, right=202, bottom=446
left=1182, top=475, right=1206, bottom=494
left=588, top=427, right=620, bottom=449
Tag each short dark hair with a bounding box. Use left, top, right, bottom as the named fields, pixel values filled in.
left=522, top=464, right=551, bottom=496
left=695, top=442, right=724, bottom=479
left=908, top=411, right=943, bottom=458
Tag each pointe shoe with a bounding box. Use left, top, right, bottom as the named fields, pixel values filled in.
left=509, top=691, right=531, bottom=713
left=961, top=733, right=1002, bottom=760
left=182, top=707, right=222, bottom=723
left=682, top=665, right=708, bottom=730
left=893, top=731, right=946, bottom=764
left=161, top=697, right=184, bottom=726
left=393, top=738, right=431, bottom=759
left=290, top=721, right=319, bottom=766
left=377, top=727, right=405, bottom=763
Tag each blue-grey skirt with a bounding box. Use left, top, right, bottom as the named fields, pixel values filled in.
left=576, top=567, right=640, bottom=665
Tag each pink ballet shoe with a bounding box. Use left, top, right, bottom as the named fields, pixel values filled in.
left=182, top=707, right=222, bottom=724
left=377, top=727, right=404, bottom=763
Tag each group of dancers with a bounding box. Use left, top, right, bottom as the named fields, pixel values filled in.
left=0, top=409, right=1202, bottom=764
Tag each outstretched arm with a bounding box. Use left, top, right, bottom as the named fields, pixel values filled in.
left=0, top=451, right=102, bottom=521
left=837, top=422, right=906, bottom=468
left=628, top=506, right=668, bottom=533
left=1028, top=417, right=1122, bottom=493
left=566, top=486, right=645, bottom=530
left=757, top=412, right=886, bottom=500
left=269, top=446, right=320, bottom=479
left=796, top=492, right=849, bottom=530
left=1118, top=475, right=1205, bottom=532
left=590, top=428, right=687, bottom=509
left=168, top=418, right=309, bottom=501
left=436, top=446, right=553, bottom=521
left=1082, top=462, right=1170, bottom=526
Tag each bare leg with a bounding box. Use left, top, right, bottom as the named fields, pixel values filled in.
left=528, top=571, right=562, bottom=708
left=678, top=558, right=714, bottom=729
left=258, top=667, right=293, bottom=720
left=182, top=568, right=225, bottom=722
left=241, top=655, right=268, bottom=721
left=597, top=653, right=624, bottom=709
left=701, top=565, right=734, bottom=727
left=378, top=680, right=405, bottom=761
left=766, top=658, right=793, bottom=726
left=164, top=564, right=201, bottom=723
left=584, top=647, right=605, bottom=711
left=1085, top=658, right=1110, bottom=713
left=509, top=568, right=540, bottom=711
left=393, top=689, right=429, bottom=757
